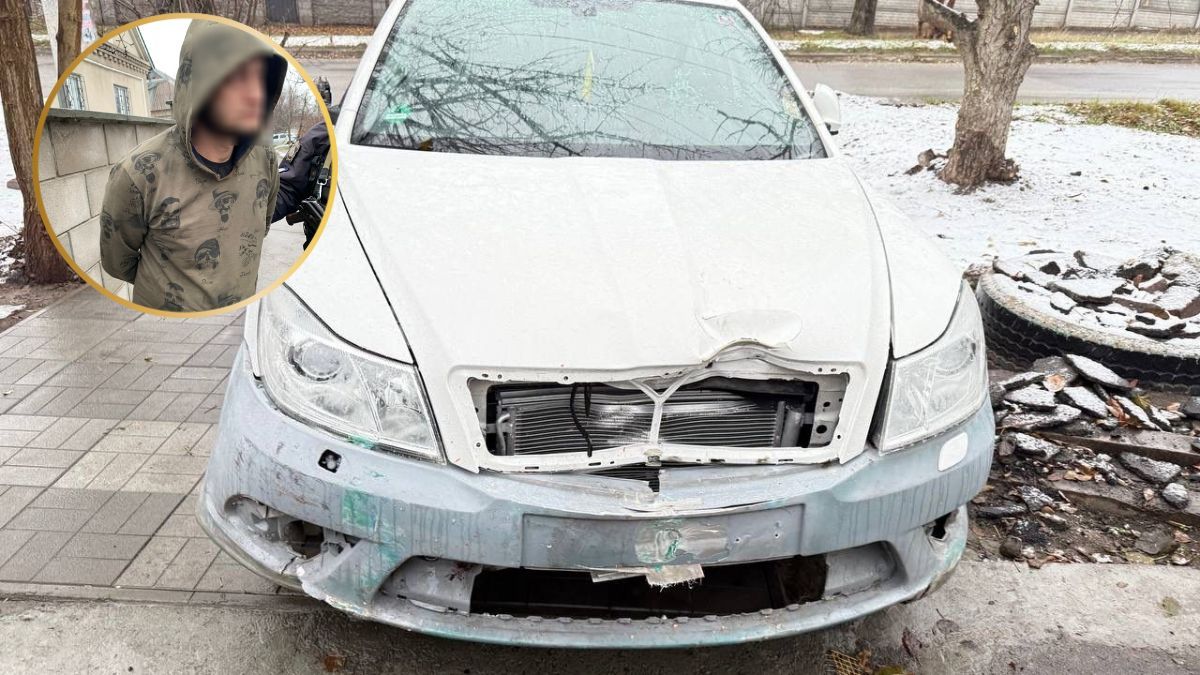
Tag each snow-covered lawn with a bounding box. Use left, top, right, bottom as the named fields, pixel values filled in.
left=836, top=96, right=1200, bottom=267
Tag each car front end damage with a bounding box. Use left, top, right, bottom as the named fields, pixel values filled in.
left=198, top=279, right=994, bottom=647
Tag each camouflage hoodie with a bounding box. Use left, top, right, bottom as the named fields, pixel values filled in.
left=100, top=20, right=287, bottom=312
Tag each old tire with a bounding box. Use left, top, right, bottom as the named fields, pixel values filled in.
left=976, top=273, right=1200, bottom=394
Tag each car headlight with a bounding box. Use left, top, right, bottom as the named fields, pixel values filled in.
left=257, top=286, right=442, bottom=461
left=876, top=283, right=987, bottom=452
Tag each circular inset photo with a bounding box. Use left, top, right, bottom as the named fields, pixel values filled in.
left=34, top=14, right=336, bottom=316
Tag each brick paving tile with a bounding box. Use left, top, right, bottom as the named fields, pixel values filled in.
left=0, top=486, right=45, bottom=527
left=6, top=448, right=84, bottom=468
left=118, top=493, right=184, bottom=535
left=0, top=466, right=65, bottom=487
left=154, top=537, right=219, bottom=590
left=55, top=418, right=116, bottom=451
left=34, top=557, right=130, bottom=585
left=0, top=289, right=249, bottom=593
left=116, top=536, right=187, bottom=587
left=80, top=491, right=148, bottom=533
left=58, top=532, right=149, bottom=560
left=118, top=492, right=183, bottom=533
left=0, top=531, right=72, bottom=581
left=32, top=488, right=115, bottom=511
left=6, top=507, right=94, bottom=532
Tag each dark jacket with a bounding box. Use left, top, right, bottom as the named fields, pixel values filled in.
left=273, top=121, right=330, bottom=223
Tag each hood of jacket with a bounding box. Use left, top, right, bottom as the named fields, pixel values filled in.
left=173, top=20, right=287, bottom=173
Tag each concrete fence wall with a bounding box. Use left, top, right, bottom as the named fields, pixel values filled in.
left=86, top=0, right=1200, bottom=31
left=746, top=0, right=1200, bottom=31
left=38, top=109, right=172, bottom=301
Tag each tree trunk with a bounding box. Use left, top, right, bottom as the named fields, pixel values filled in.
left=848, top=0, right=879, bottom=36
left=922, top=0, right=1038, bottom=187
left=0, top=0, right=76, bottom=283
left=56, top=0, right=82, bottom=76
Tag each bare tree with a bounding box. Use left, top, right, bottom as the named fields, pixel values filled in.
left=847, top=0, right=879, bottom=36
left=922, top=0, right=1038, bottom=187
left=56, top=0, right=82, bottom=75
left=272, top=79, right=319, bottom=139
left=0, top=0, right=74, bottom=282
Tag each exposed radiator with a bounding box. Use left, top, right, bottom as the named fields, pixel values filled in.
left=487, top=381, right=821, bottom=456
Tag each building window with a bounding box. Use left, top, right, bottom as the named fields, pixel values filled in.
left=114, top=85, right=131, bottom=115
left=59, top=73, right=86, bottom=110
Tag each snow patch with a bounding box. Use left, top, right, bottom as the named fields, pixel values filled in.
left=837, top=96, right=1200, bottom=266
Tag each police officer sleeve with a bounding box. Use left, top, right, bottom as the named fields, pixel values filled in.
left=271, top=122, right=329, bottom=223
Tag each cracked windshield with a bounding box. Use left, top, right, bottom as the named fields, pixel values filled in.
left=353, top=0, right=827, bottom=159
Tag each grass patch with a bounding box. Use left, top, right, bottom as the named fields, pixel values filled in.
left=1065, top=100, right=1200, bottom=137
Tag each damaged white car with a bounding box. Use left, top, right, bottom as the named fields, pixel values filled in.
left=198, top=0, right=994, bottom=647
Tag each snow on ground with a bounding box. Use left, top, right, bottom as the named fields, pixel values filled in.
left=0, top=115, right=25, bottom=238
left=835, top=95, right=1200, bottom=267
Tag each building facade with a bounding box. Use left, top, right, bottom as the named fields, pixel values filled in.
left=56, top=26, right=153, bottom=117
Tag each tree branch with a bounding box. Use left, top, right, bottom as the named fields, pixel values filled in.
left=921, top=0, right=975, bottom=32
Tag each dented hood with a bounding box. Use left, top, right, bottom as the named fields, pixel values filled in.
left=337, top=148, right=893, bottom=371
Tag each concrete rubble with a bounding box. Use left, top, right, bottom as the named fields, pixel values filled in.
left=992, top=247, right=1200, bottom=346
left=972, top=306, right=1200, bottom=568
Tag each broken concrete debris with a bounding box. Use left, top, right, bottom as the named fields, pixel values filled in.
left=1016, top=485, right=1056, bottom=511
left=1119, top=453, right=1182, bottom=485
left=1163, top=483, right=1191, bottom=510
left=1050, top=277, right=1125, bottom=304
left=1004, top=386, right=1058, bottom=412
left=1010, top=433, right=1060, bottom=461
left=1001, top=405, right=1082, bottom=432
left=976, top=504, right=1028, bottom=519
left=1060, top=386, right=1109, bottom=418
left=1064, top=354, right=1133, bottom=392
left=1134, top=527, right=1177, bottom=556
left=993, top=248, right=1200, bottom=349
left=1185, top=397, right=1200, bottom=420
left=977, top=341, right=1199, bottom=569
left=1114, top=396, right=1156, bottom=429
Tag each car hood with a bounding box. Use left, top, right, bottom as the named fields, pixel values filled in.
left=338, top=147, right=893, bottom=372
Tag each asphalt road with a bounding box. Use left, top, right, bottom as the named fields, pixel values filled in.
left=788, top=60, right=1200, bottom=102
left=0, top=561, right=1196, bottom=674
left=297, top=58, right=1200, bottom=105
left=35, top=54, right=1200, bottom=104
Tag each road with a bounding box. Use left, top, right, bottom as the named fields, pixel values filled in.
left=787, top=60, right=1200, bottom=102
left=0, top=561, right=1196, bottom=674
left=35, top=54, right=1200, bottom=105
left=294, top=59, right=1200, bottom=104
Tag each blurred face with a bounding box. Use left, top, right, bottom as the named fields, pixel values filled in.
left=200, top=57, right=267, bottom=136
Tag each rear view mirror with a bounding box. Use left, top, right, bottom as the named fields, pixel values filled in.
left=811, top=83, right=841, bottom=136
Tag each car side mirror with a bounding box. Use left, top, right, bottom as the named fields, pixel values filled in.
left=328, top=104, right=340, bottom=124
left=811, top=83, right=841, bottom=136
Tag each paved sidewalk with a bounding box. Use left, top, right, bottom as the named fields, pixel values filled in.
left=0, top=287, right=281, bottom=598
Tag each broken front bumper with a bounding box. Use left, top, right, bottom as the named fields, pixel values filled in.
left=199, top=348, right=994, bottom=648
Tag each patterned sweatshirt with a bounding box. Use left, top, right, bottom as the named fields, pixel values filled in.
left=101, top=20, right=286, bottom=312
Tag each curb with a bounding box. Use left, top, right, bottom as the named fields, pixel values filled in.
left=0, top=579, right=322, bottom=610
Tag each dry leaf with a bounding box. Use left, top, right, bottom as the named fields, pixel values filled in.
left=1044, top=373, right=1068, bottom=392
left=1162, top=596, right=1182, bottom=617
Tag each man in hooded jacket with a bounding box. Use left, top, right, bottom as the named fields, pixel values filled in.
left=100, top=20, right=287, bottom=312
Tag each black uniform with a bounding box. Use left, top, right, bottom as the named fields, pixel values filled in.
left=272, top=120, right=330, bottom=247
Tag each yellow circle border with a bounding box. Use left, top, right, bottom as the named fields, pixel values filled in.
left=32, top=12, right=339, bottom=319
